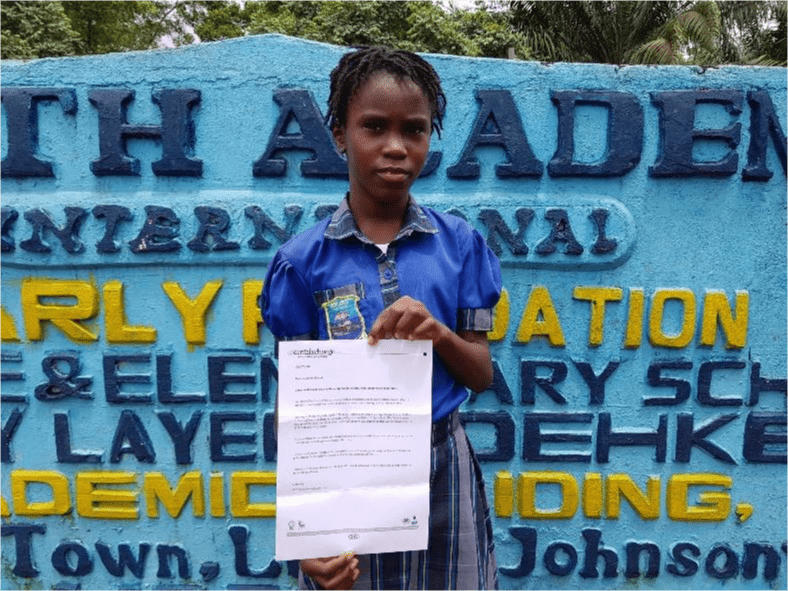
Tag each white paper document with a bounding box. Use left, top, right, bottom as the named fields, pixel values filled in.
left=275, top=339, right=433, bottom=561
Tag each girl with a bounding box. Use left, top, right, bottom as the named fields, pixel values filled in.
left=262, top=46, right=501, bottom=590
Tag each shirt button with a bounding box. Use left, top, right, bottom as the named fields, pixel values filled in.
left=383, top=269, right=394, bottom=280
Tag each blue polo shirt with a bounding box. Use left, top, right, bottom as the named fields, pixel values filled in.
left=261, top=196, right=502, bottom=420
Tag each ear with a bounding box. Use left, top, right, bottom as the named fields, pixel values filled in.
left=333, top=126, right=346, bottom=154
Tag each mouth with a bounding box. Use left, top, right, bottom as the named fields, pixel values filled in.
left=376, top=168, right=410, bottom=182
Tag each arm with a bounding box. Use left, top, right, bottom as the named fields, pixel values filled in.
left=367, top=296, right=493, bottom=393
left=300, top=554, right=359, bottom=590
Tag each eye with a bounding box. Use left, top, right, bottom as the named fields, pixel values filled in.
left=405, top=122, right=427, bottom=135
left=364, top=119, right=385, bottom=132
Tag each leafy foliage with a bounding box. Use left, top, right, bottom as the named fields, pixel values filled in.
left=508, top=0, right=785, bottom=66
left=509, top=1, right=713, bottom=64
left=62, top=1, right=201, bottom=54
left=717, top=0, right=787, bottom=65
left=1, top=1, right=80, bottom=59
left=193, top=0, right=530, bottom=59
left=0, top=0, right=783, bottom=66
left=629, top=1, right=722, bottom=65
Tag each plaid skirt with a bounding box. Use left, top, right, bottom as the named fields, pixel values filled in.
left=300, top=410, right=499, bottom=590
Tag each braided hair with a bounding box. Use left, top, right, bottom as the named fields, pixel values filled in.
left=327, top=46, right=446, bottom=137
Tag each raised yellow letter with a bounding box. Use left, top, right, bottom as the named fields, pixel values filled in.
left=518, top=471, right=578, bottom=519
left=11, top=470, right=71, bottom=516
left=623, top=288, right=645, bottom=349
left=210, top=472, right=226, bottom=517
left=242, top=280, right=264, bottom=345
left=1, top=307, right=20, bottom=342
left=700, top=290, right=748, bottom=349
left=667, top=473, right=731, bottom=522
left=76, top=471, right=138, bottom=519
left=649, top=288, right=696, bottom=348
left=488, top=288, right=510, bottom=342
left=573, top=286, right=623, bottom=347
left=515, top=286, right=565, bottom=346
left=144, top=472, right=204, bottom=518
left=162, top=280, right=223, bottom=345
left=583, top=473, right=603, bottom=518
left=230, top=471, right=276, bottom=518
left=494, top=470, right=515, bottom=517
left=21, top=278, right=98, bottom=342
left=104, top=281, right=157, bottom=344
left=605, top=474, right=660, bottom=520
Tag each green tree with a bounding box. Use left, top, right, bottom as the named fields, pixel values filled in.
left=0, top=1, right=80, bottom=59
left=756, top=1, right=787, bottom=65
left=189, top=0, right=259, bottom=42
left=62, top=1, right=199, bottom=54
left=192, top=1, right=530, bottom=58
left=288, top=1, right=476, bottom=54
left=717, top=0, right=787, bottom=65
left=508, top=1, right=725, bottom=65
left=4, top=0, right=781, bottom=66
left=452, top=1, right=530, bottom=59
left=508, top=0, right=785, bottom=66
left=63, top=1, right=157, bottom=53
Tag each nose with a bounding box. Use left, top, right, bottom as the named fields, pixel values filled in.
left=383, top=132, right=407, bottom=158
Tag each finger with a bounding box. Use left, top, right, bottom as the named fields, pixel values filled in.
left=352, top=557, right=359, bottom=577
left=368, top=311, right=388, bottom=342
left=410, top=317, right=438, bottom=341
left=392, top=307, right=423, bottom=339
left=327, top=552, right=355, bottom=569
left=301, top=554, right=349, bottom=578
left=323, top=558, right=359, bottom=589
left=369, top=307, right=401, bottom=342
left=393, top=300, right=434, bottom=338
left=369, top=297, right=429, bottom=343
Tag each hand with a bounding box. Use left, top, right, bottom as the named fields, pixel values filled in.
left=300, top=553, right=359, bottom=590
left=367, top=296, right=449, bottom=346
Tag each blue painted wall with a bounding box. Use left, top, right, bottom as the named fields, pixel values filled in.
left=1, top=34, right=786, bottom=589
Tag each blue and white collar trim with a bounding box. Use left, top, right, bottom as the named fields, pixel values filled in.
left=324, top=194, right=438, bottom=243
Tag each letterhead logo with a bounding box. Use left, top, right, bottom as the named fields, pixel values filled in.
left=289, top=347, right=334, bottom=358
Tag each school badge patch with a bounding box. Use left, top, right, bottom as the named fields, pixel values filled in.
left=321, top=294, right=367, bottom=340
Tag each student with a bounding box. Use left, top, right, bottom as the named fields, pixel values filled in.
left=262, top=46, right=501, bottom=590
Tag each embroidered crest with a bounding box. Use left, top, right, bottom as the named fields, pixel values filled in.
left=321, top=294, right=367, bottom=340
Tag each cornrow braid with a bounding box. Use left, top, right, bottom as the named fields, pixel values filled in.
left=327, top=46, right=446, bottom=137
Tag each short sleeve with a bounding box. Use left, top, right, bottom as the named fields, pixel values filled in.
left=457, top=225, right=502, bottom=332
left=260, top=250, right=317, bottom=340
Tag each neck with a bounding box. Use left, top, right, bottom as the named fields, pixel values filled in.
left=348, top=194, right=410, bottom=244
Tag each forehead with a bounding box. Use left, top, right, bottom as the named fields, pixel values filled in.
left=348, top=72, right=430, bottom=116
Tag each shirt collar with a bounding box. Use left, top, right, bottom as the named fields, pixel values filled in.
left=325, top=194, right=438, bottom=242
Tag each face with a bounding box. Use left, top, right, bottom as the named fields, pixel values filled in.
left=333, top=72, right=432, bottom=208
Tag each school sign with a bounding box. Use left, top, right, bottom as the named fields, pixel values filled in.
left=1, top=35, right=786, bottom=590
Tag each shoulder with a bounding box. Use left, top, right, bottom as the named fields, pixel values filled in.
left=420, top=206, right=477, bottom=236
left=274, top=217, right=332, bottom=268
left=419, top=206, right=482, bottom=249
left=419, top=206, right=500, bottom=284
left=263, top=218, right=332, bottom=313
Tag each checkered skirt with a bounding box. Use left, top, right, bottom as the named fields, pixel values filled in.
left=300, top=413, right=498, bottom=590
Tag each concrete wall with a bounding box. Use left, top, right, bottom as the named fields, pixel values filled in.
left=1, top=34, right=786, bottom=589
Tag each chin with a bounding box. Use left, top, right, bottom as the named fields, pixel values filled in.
left=379, top=191, right=411, bottom=205
left=373, top=184, right=411, bottom=202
